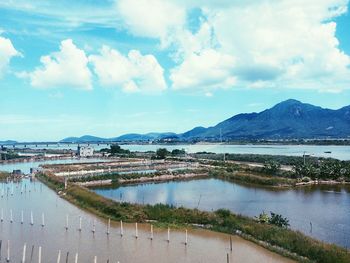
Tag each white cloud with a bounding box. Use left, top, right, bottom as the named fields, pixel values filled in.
left=89, top=46, right=167, bottom=93
left=114, top=0, right=350, bottom=93
left=170, top=49, right=235, bottom=90
left=29, top=39, right=92, bottom=90
left=0, top=35, right=20, bottom=77
left=116, top=0, right=186, bottom=46
left=205, top=0, right=350, bottom=90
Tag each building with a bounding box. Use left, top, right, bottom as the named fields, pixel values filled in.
left=77, top=146, right=94, bottom=157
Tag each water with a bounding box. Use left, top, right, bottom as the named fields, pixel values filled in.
left=0, top=180, right=294, bottom=263
left=9, top=143, right=350, bottom=160
left=93, top=178, right=350, bottom=248
left=0, top=158, right=108, bottom=174
left=123, top=144, right=350, bottom=160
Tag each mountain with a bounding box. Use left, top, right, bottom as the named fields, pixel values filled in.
left=60, top=99, right=350, bottom=143
left=60, top=132, right=178, bottom=143
left=60, top=135, right=107, bottom=143
left=0, top=140, right=17, bottom=145
left=183, top=99, right=350, bottom=140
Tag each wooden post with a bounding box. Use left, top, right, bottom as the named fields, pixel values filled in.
left=74, top=253, right=78, bottom=263
left=22, top=243, right=27, bottom=263
left=21, top=210, right=24, bottom=224
left=120, top=221, right=123, bottom=236
left=30, top=245, right=34, bottom=262
left=167, top=227, right=170, bottom=243
left=107, top=218, right=110, bottom=235
left=230, top=236, right=232, bottom=252
left=135, top=223, right=138, bottom=238
left=150, top=225, right=153, bottom=240
left=79, top=216, right=82, bottom=232
left=185, top=229, right=188, bottom=246
left=30, top=211, right=34, bottom=226
left=1, top=208, right=3, bottom=222
left=6, top=240, right=10, bottom=262
left=57, top=250, right=61, bottom=263
left=41, top=213, right=45, bottom=227
left=65, top=252, right=69, bottom=263
left=38, top=246, right=42, bottom=263
left=226, top=253, right=229, bottom=263
left=10, top=209, right=13, bottom=223
left=65, top=215, right=69, bottom=230
left=92, top=220, right=95, bottom=234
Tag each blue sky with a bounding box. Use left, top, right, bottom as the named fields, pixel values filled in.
left=0, top=0, right=350, bottom=141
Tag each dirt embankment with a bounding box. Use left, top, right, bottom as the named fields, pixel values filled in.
left=76, top=172, right=208, bottom=186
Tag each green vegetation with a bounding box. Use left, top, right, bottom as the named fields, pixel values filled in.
left=194, top=153, right=350, bottom=183
left=257, top=212, right=290, bottom=228
left=155, top=148, right=169, bottom=159
left=69, top=168, right=208, bottom=184
left=100, top=144, right=131, bottom=156
left=0, top=150, right=21, bottom=161
left=153, top=148, right=186, bottom=159
left=293, top=160, right=350, bottom=181
left=0, top=171, right=10, bottom=180
left=37, top=172, right=350, bottom=263
left=209, top=169, right=295, bottom=186
left=193, top=152, right=317, bottom=166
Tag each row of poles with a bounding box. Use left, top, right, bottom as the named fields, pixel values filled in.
left=0, top=240, right=120, bottom=263
left=0, top=183, right=41, bottom=197
left=73, top=217, right=189, bottom=245
left=0, top=209, right=44, bottom=226
left=0, top=210, right=189, bottom=245
left=0, top=210, right=237, bottom=262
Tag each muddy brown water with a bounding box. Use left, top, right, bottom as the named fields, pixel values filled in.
left=0, top=180, right=294, bottom=262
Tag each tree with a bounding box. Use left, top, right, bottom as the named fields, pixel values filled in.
left=110, top=144, right=130, bottom=155
left=257, top=211, right=270, bottom=224
left=263, top=161, right=281, bottom=175
left=268, top=212, right=290, bottom=228
left=156, top=148, right=169, bottom=159
left=171, top=149, right=186, bottom=156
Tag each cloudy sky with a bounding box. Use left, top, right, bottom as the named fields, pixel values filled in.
left=0, top=0, right=350, bottom=141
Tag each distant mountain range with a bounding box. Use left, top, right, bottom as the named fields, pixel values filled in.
left=60, top=99, right=350, bottom=142
left=0, top=140, right=17, bottom=144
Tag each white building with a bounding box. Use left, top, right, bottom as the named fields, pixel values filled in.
left=77, top=146, right=94, bottom=157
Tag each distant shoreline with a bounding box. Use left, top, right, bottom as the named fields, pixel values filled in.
left=2, top=139, right=350, bottom=146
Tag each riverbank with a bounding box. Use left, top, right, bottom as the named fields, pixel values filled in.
left=38, top=172, right=350, bottom=263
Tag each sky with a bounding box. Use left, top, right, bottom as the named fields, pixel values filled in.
left=0, top=0, right=350, bottom=141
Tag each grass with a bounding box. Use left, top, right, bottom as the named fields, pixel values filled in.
left=37, top=172, right=350, bottom=263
